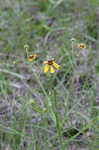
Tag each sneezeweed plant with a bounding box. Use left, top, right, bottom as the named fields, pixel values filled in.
left=77, top=43, right=86, bottom=49
left=25, top=51, right=62, bottom=148
left=43, top=58, right=60, bottom=73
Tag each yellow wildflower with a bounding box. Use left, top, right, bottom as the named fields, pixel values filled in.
left=43, top=59, right=60, bottom=73
left=28, top=54, right=38, bottom=62
left=77, top=43, right=86, bottom=49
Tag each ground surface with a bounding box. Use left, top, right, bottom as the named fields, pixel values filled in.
left=0, top=0, right=99, bottom=150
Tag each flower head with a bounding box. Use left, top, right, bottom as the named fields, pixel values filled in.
left=24, top=44, right=29, bottom=49
left=71, top=38, right=76, bottom=42
left=43, top=59, right=60, bottom=73
left=28, top=54, right=38, bottom=62
left=29, top=99, right=35, bottom=104
left=43, top=108, right=48, bottom=113
left=77, top=43, right=86, bottom=49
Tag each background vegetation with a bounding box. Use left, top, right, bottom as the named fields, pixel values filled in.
left=0, top=0, right=99, bottom=150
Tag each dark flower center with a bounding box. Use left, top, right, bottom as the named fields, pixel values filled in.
left=29, top=55, right=34, bottom=59
left=80, top=45, right=85, bottom=48
left=48, top=60, right=53, bottom=65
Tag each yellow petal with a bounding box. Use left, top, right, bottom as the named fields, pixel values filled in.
left=43, top=61, right=48, bottom=64
left=28, top=58, right=34, bottom=62
left=50, top=66, right=55, bottom=73
left=44, top=64, right=49, bottom=73
left=34, top=54, right=38, bottom=59
left=53, top=61, right=60, bottom=70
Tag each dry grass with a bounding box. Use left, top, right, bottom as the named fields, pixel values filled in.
left=0, top=0, right=99, bottom=150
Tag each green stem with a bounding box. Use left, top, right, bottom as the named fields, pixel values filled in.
left=54, top=89, right=64, bottom=150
